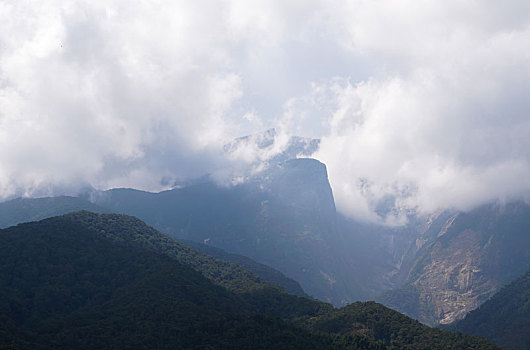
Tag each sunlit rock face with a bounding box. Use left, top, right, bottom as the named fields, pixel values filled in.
left=377, top=201, right=530, bottom=325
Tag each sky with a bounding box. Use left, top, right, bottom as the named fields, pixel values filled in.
left=1, top=0, right=530, bottom=224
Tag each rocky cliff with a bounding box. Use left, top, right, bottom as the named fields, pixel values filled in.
left=377, top=201, right=530, bottom=325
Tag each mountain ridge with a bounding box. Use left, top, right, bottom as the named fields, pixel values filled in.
left=0, top=195, right=307, bottom=298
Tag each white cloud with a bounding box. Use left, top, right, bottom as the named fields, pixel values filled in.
left=0, top=0, right=248, bottom=197
left=0, top=0, right=351, bottom=198
left=308, top=1, right=530, bottom=223
left=1, top=0, right=530, bottom=224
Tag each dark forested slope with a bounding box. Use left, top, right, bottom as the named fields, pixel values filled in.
left=182, top=239, right=308, bottom=297
left=0, top=215, right=340, bottom=349
left=452, top=269, right=530, bottom=350
left=0, top=213, right=498, bottom=349
left=0, top=196, right=308, bottom=298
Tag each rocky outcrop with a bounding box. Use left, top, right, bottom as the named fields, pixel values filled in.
left=413, top=229, right=496, bottom=324
left=377, top=201, right=530, bottom=325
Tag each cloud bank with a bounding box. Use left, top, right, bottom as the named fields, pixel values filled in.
left=1, top=0, right=530, bottom=224
left=0, top=1, right=246, bottom=197
left=310, top=1, right=530, bottom=223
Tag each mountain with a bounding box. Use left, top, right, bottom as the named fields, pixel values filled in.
left=0, top=196, right=109, bottom=229
left=88, top=166, right=530, bottom=326
left=61, top=211, right=281, bottom=294
left=451, top=269, right=530, bottom=350
left=6, top=131, right=529, bottom=328
left=69, top=130, right=406, bottom=305
left=0, top=196, right=307, bottom=298
left=85, top=158, right=374, bottom=305
left=376, top=201, right=530, bottom=325
left=303, top=301, right=498, bottom=349
left=0, top=212, right=498, bottom=349
left=0, top=213, right=335, bottom=349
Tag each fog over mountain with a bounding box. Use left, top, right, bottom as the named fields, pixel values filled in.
left=2, top=1, right=530, bottom=224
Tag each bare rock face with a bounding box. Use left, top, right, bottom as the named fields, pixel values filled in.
left=413, top=228, right=496, bottom=324
left=377, top=201, right=530, bottom=326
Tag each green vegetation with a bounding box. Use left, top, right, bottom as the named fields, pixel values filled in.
left=305, top=302, right=498, bottom=350
left=1, top=196, right=307, bottom=298
left=63, top=211, right=268, bottom=294
left=183, top=239, right=308, bottom=297
left=0, top=212, right=499, bottom=349
left=451, top=269, right=530, bottom=350
left=0, top=215, right=341, bottom=349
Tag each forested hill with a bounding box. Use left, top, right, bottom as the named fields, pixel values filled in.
left=451, top=269, right=530, bottom=350
left=0, top=212, right=499, bottom=349
left=0, top=213, right=332, bottom=349
left=0, top=196, right=307, bottom=297
left=62, top=211, right=272, bottom=294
